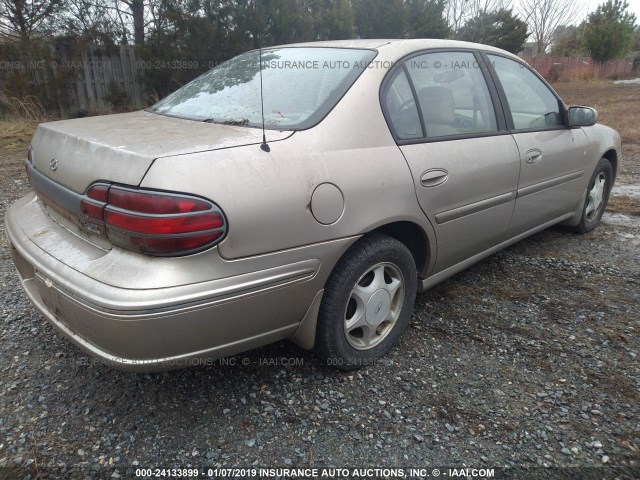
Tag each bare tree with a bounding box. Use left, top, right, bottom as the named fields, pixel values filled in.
left=88, top=0, right=161, bottom=45
left=444, top=0, right=467, bottom=35
left=119, top=0, right=143, bottom=44
left=116, top=0, right=170, bottom=45
left=445, top=0, right=508, bottom=38
left=39, top=0, right=121, bottom=42
left=90, top=0, right=148, bottom=45
left=519, top=0, right=581, bottom=55
left=0, top=0, right=63, bottom=40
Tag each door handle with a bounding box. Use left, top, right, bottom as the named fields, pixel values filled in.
left=524, top=149, right=543, bottom=164
left=420, top=168, right=448, bottom=187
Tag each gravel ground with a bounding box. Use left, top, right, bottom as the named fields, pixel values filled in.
left=1, top=133, right=639, bottom=479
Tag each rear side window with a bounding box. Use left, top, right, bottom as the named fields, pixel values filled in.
left=149, top=47, right=377, bottom=130
left=488, top=54, right=563, bottom=130
left=382, top=69, right=423, bottom=140
left=405, top=51, right=498, bottom=138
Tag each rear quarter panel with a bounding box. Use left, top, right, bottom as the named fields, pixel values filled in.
left=141, top=61, right=436, bottom=262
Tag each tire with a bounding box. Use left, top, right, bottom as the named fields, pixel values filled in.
left=572, top=158, right=613, bottom=234
left=314, top=233, right=417, bottom=370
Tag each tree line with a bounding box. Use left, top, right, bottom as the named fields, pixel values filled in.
left=0, top=0, right=638, bottom=112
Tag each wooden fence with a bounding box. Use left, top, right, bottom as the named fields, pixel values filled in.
left=74, top=44, right=145, bottom=111
left=0, top=42, right=145, bottom=115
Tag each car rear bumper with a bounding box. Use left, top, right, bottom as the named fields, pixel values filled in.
left=6, top=193, right=352, bottom=371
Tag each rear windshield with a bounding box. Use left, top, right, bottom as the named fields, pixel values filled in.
left=148, top=47, right=377, bottom=130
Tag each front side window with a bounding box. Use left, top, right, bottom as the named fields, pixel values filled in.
left=405, top=51, right=498, bottom=138
left=488, top=54, right=563, bottom=130
left=149, top=47, right=377, bottom=130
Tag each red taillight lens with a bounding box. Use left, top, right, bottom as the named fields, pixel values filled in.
left=87, top=184, right=109, bottom=202
left=104, top=210, right=223, bottom=235
left=106, top=230, right=223, bottom=255
left=83, top=185, right=226, bottom=256
left=108, top=188, right=210, bottom=214
left=80, top=184, right=110, bottom=221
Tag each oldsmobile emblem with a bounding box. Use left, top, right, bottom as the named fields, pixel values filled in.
left=50, top=158, right=58, bottom=171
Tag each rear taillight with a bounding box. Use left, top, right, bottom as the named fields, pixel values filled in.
left=81, top=184, right=226, bottom=256
left=104, top=210, right=223, bottom=235
left=108, top=188, right=210, bottom=214
left=87, top=184, right=109, bottom=202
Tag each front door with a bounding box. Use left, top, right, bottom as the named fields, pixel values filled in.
left=382, top=50, right=520, bottom=273
left=486, top=54, right=589, bottom=235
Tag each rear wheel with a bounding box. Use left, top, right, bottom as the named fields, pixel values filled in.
left=573, top=158, right=612, bottom=234
left=314, top=233, right=417, bottom=370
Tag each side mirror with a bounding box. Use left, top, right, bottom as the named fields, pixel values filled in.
left=568, top=106, right=598, bottom=127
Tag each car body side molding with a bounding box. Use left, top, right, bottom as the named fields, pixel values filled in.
left=517, top=170, right=584, bottom=199
left=435, top=191, right=516, bottom=224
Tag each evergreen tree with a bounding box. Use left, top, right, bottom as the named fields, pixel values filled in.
left=312, top=0, right=354, bottom=40
left=352, top=0, right=408, bottom=38
left=405, top=0, right=450, bottom=39
left=458, top=8, right=528, bottom=54
left=550, top=24, right=588, bottom=56
left=584, top=0, right=637, bottom=62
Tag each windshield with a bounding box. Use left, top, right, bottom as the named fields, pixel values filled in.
left=148, top=47, right=377, bottom=130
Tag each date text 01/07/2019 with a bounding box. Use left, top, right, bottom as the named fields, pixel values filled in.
left=133, top=467, right=497, bottom=478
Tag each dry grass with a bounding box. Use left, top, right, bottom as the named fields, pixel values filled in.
left=553, top=65, right=596, bottom=82
left=0, top=119, right=38, bottom=152
left=145, top=90, right=161, bottom=105
left=0, top=119, right=38, bottom=180
left=608, top=195, right=640, bottom=216
left=552, top=79, right=640, bottom=147
left=1, top=93, right=45, bottom=164
left=2, top=94, right=47, bottom=120
left=0, top=93, right=47, bottom=165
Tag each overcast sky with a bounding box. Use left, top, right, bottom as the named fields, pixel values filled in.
left=626, top=0, right=640, bottom=19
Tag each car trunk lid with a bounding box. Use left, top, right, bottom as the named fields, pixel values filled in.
left=27, top=110, right=292, bottom=250
left=30, top=110, right=292, bottom=194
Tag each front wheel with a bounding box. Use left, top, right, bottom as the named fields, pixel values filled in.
left=314, top=233, right=417, bottom=369
left=573, top=158, right=613, bottom=234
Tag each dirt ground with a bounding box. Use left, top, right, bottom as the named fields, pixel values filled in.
left=0, top=80, right=639, bottom=479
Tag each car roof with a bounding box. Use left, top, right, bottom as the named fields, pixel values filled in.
left=267, top=39, right=521, bottom=61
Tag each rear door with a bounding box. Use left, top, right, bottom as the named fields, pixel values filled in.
left=484, top=54, right=589, bottom=236
left=382, top=50, right=520, bottom=273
